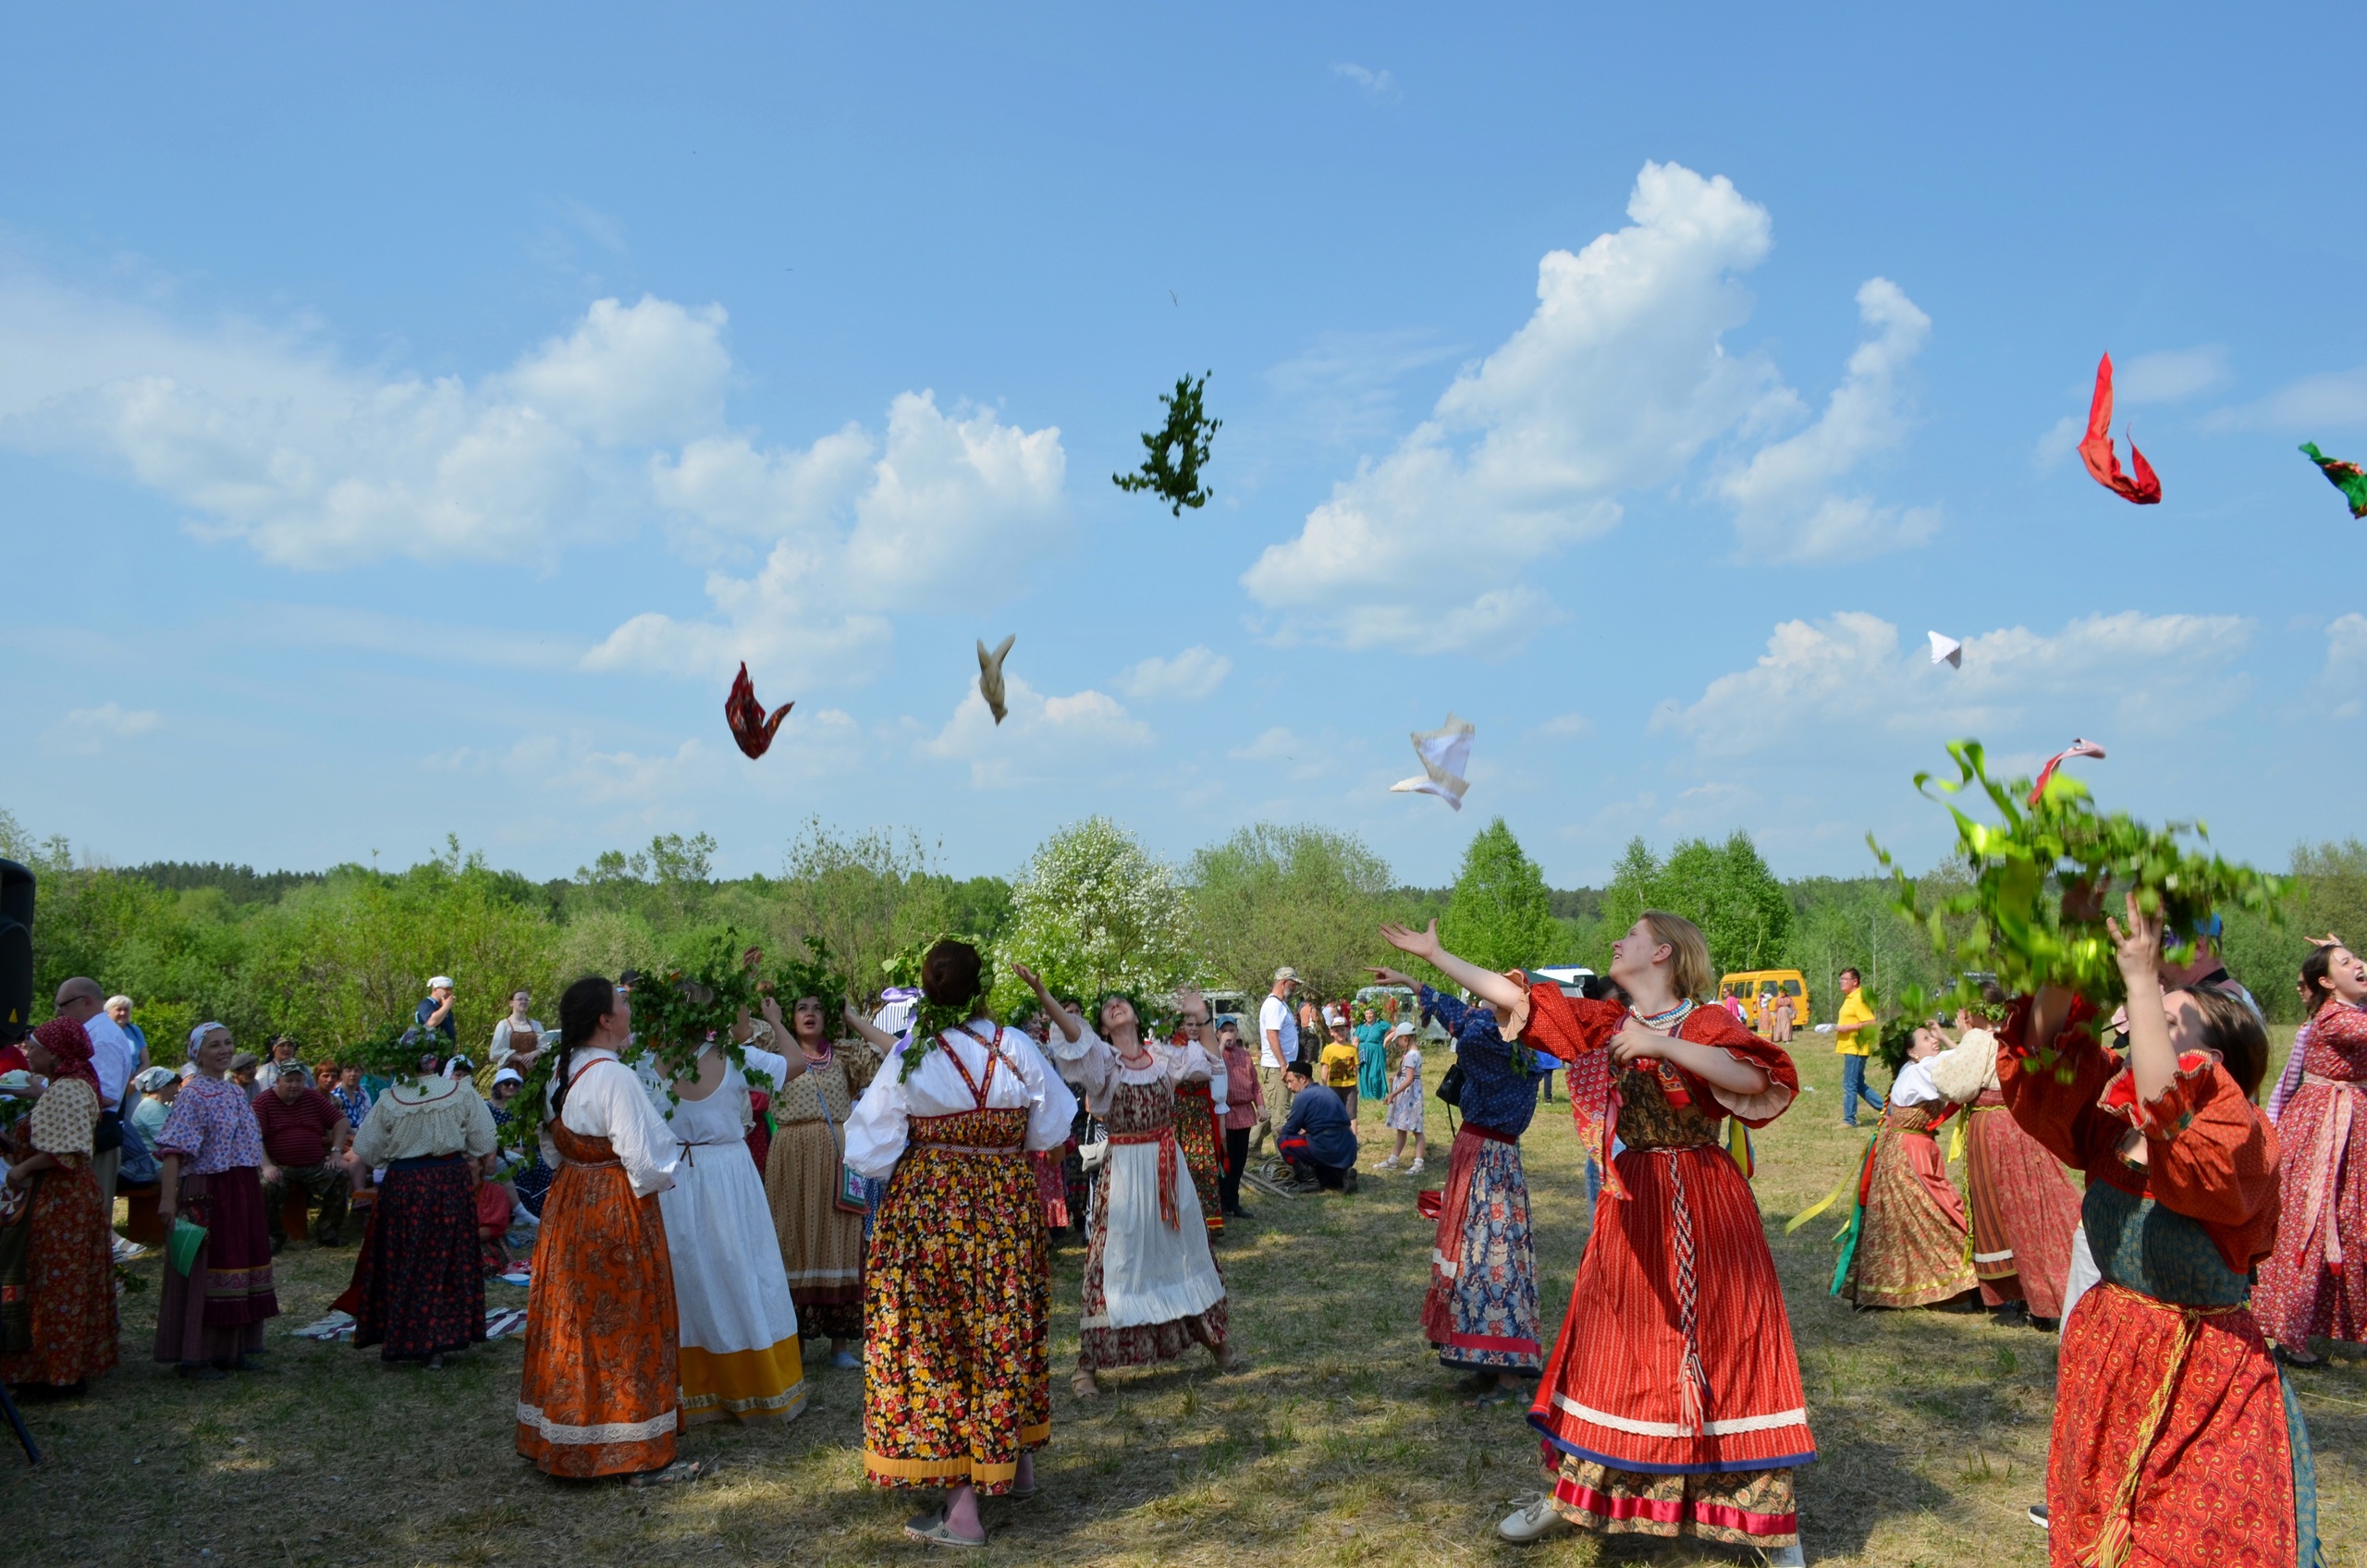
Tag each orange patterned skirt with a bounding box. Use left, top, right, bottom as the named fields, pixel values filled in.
left=516, top=1128, right=680, bottom=1477
left=0, top=1158, right=118, bottom=1388
left=1846, top=1122, right=1976, bottom=1310
left=863, top=1108, right=1050, bottom=1494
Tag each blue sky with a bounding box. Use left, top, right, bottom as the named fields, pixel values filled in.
left=5, top=5, right=2364, bottom=888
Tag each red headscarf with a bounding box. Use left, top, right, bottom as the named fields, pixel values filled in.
left=31, top=1016, right=100, bottom=1092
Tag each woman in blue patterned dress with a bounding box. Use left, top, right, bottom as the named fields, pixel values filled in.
left=1371, top=964, right=1552, bottom=1403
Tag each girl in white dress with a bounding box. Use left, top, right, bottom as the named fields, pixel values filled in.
left=657, top=998, right=808, bottom=1426
left=1379, top=1023, right=1427, bottom=1171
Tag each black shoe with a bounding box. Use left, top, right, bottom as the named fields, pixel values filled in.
left=2028, top=1316, right=2059, bottom=1332
left=1343, top=1170, right=1359, bottom=1194
left=1992, top=1300, right=2030, bottom=1328
left=2028, top=1502, right=2048, bottom=1531
left=1225, top=1207, right=1255, bottom=1220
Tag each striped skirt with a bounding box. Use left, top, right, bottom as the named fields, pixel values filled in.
left=1964, top=1096, right=2083, bottom=1318
left=1529, top=1142, right=1811, bottom=1549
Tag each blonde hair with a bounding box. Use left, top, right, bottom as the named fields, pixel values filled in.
left=1638, top=911, right=1715, bottom=1003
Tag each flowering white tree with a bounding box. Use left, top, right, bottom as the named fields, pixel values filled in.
left=1000, top=816, right=1199, bottom=1002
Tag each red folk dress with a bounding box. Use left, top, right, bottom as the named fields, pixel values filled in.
left=2253, top=998, right=2367, bottom=1351
left=1999, top=995, right=2317, bottom=1568
left=1517, top=986, right=1810, bottom=1550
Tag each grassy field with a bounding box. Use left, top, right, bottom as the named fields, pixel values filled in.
left=6, top=1032, right=2361, bottom=1567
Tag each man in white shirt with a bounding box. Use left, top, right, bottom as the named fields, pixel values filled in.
left=1251, top=966, right=1301, bottom=1153
left=54, top=975, right=138, bottom=1201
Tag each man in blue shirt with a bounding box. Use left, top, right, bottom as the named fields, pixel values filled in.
left=1275, top=1060, right=1358, bottom=1193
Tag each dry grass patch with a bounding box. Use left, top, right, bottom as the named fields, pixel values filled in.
left=6, top=1027, right=2359, bottom=1565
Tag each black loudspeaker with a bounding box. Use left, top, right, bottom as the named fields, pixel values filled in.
left=0, top=859, right=31, bottom=1042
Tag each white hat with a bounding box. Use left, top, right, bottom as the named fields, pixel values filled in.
left=491, top=1067, right=524, bottom=1088
left=428, top=975, right=455, bottom=991
left=1323, top=1005, right=1347, bottom=1028
left=1388, top=1021, right=1416, bottom=1038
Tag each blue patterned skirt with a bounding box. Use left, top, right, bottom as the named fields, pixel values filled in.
left=1422, top=1124, right=1543, bottom=1373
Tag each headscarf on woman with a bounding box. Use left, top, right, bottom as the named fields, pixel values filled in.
left=31, top=1015, right=99, bottom=1091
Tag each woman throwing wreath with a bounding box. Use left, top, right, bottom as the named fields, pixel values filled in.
left=843, top=938, right=1078, bottom=1549
left=1380, top=913, right=1810, bottom=1563
left=1026, top=968, right=1233, bottom=1398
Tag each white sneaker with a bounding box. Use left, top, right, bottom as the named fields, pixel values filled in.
left=1375, top=1157, right=1400, bottom=1171
left=1497, top=1492, right=1567, bottom=1543
left=113, top=1236, right=149, bottom=1261
left=1407, top=1159, right=1425, bottom=1174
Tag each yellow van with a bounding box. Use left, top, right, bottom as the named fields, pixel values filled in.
left=1718, top=970, right=1809, bottom=1035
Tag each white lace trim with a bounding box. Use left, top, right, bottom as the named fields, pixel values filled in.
left=515, top=1402, right=678, bottom=1445
left=1973, top=1248, right=2016, bottom=1264
left=1431, top=1248, right=1460, bottom=1280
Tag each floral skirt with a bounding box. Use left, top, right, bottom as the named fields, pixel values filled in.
left=863, top=1109, right=1049, bottom=1495
left=352, top=1157, right=486, bottom=1361
left=153, top=1167, right=277, bottom=1365
left=0, top=1158, right=118, bottom=1387
left=1847, top=1126, right=1976, bottom=1309
left=1173, top=1083, right=1223, bottom=1234
left=1422, top=1125, right=1541, bottom=1373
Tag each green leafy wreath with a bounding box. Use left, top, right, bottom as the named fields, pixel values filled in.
left=1113, top=372, right=1220, bottom=516
left=1869, top=740, right=2285, bottom=1052
left=880, top=932, right=998, bottom=1081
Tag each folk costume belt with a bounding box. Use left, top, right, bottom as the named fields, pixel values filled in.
left=1640, top=1145, right=1713, bottom=1435
left=1110, top=1125, right=1182, bottom=1230
left=1459, top=1121, right=1518, bottom=1145
left=674, top=1138, right=739, bottom=1167
left=909, top=1142, right=1024, bottom=1156
left=2296, top=1073, right=2362, bottom=1269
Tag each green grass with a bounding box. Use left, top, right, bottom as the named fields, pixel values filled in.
left=6, top=1029, right=2360, bottom=1566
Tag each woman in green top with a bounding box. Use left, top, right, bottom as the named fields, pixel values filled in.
left=1355, top=1009, right=1390, bottom=1103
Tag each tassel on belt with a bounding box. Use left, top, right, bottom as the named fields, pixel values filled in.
left=1109, top=1126, right=1182, bottom=1230
left=2078, top=1283, right=2250, bottom=1568
left=2296, top=1073, right=2362, bottom=1269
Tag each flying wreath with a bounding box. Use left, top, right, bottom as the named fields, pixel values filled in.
left=1113, top=372, right=1220, bottom=516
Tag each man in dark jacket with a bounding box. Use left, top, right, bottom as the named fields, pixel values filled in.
left=1275, top=1059, right=1358, bottom=1193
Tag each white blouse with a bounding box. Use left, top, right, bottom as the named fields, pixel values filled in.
left=1889, top=1057, right=1945, bottom=1109
left=842, top=1020, right=1078, bottom=1179
left=1054, top=1026, right=1225, bottom=1116
left=541, top=1047, right=681, bottom=1199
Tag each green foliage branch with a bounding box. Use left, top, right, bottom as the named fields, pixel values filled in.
left=1113, top=372, right=1220, bottom=515
left=1870, top=740, right=2285, bottom=1062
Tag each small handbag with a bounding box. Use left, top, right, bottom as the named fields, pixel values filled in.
left=1435, top=1060, right=1466, bottom=1109
left=816, top=1095, right=868, bottom=1215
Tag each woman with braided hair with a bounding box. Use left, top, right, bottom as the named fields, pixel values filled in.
left=843, top=938, right=1078, bottom=1549
left=1381, top=913, right=1809, bottom=1563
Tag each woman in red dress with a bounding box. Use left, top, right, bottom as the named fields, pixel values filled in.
left=2003, top=896, right=2317, bottom=1568
left=0, top=1018, right=119, bottom=1392
left=1380, top=912, right=1809, bottom=1562
left=2252, top=940, right=2367, bottom=1366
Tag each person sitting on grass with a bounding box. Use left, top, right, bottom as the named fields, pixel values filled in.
left=1275, top=1059, right=1358, bottom=1193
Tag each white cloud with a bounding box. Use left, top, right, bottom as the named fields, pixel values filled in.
left=2116, top=346, right=2228, bottom=405
left=919, top=678, right=1151, bottom=789
left=2033, top=413, right=2083, bottom=471
left=0, top=272, right=1070, bottom=690
left=2324, top=614, right=2367, bottom=717
left=1332, top=63, right=1400, bottom=101
left=0, top=277, right=730, bottom=569
left=2205, top=366, right=2367, bottom=432
left=1242, top=162, right=1932, bottom=650
left=1655, top=609, right=2255, bottom=756
left=1120, top=645, right=1232, bottom=703
left=1227, top=725, right=1330, bottom=780
left=587, top=391, right=1066, bottom=685
left=43, top=702, right=162, bottom=755
left=1717, top=277, right=1938, bottom=560
left=1528, top=711, right=1592, bottom=740
left=1264, top=329, right=1462, bottom=450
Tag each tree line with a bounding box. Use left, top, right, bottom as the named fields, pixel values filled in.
left=3, top=804, right=2357, bottom=1061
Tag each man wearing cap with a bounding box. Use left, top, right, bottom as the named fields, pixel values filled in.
left=255, top=1061, right=354, bottom=1249
left=1253, top=967, right=1301, bottom=1154
left=1275, top=1059, right=1358, bottom=1193
left=255, top=1034, right=309, bottom=1092
left=417, top=976, right=458, bottom=1048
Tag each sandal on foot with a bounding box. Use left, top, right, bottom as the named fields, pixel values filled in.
left=625, top=1459, right=708, bottom=1488
left=903, top=1509, right=987, bottom=1549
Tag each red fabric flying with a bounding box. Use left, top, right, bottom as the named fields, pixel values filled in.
left=2079, top=353, right=2162, bottom=505
left=724, top=662, right=792, bottom=759
left=2026, top=737, right=2106, bottom=807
